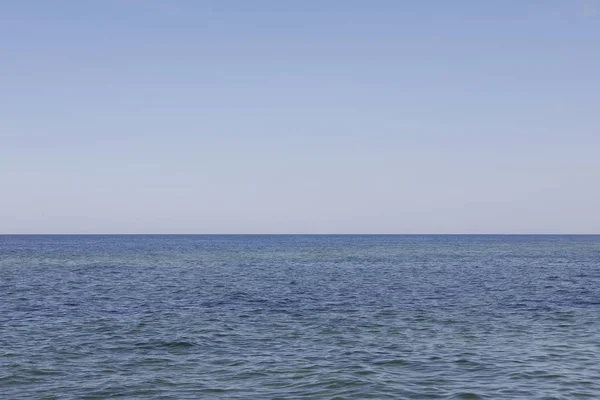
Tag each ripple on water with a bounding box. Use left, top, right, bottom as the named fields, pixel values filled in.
left=452, top=393, right=485, bottom=399
left=134, top=340, right=196, bottom=349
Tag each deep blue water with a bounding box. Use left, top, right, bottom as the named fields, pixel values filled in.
left=1, top=235, right=600, bottom=399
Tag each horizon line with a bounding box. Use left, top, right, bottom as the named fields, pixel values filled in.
left=1, top=233, right=599, bottom=236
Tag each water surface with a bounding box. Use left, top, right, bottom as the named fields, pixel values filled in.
left=1, top=235, right=599, bottom=399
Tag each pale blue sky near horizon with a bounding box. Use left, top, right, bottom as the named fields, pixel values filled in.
left=1, top=0, right=599, bottom=234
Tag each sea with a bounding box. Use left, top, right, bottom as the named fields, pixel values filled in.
left=1, top=234, right=599, bottom=399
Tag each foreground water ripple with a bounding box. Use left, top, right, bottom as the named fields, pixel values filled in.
left=1, top=235, right=600, bottom=399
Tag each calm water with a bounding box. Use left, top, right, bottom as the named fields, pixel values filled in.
left=1, top=235, right=600, bottom=399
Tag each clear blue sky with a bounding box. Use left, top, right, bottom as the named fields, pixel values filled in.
left=1, top=1, right=599, bottom=234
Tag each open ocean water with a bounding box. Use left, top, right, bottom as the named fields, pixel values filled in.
left=1, top=235, right=600, bottom=399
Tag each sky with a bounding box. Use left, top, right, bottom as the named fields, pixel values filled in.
left=1, top=0, right=599, bottom=234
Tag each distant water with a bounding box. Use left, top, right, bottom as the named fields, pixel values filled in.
left=2, top=235, right=600, bottom=399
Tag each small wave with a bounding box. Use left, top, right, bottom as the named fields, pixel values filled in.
left=452, top=393, right=485, bottom=399
left=373, top=358, right=408, bottom=366
left=134, top=340, right=195, bottom=349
